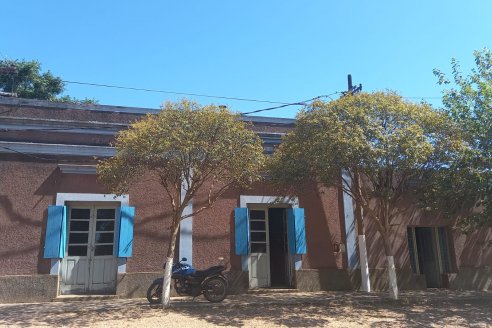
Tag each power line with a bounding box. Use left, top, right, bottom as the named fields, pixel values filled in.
left=0, top=145, right=56, bottom=161
left=241, top=92, right=341, bottom=115
left=59, top=80, right=444, bottom=102
left=62, top=80, right=293, bottom=105
left=403, top=96, right=442, bottom=100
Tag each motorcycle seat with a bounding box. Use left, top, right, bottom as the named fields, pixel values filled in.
left=191, top=265, right=225, bottom=277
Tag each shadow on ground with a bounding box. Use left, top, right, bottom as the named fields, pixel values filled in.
left=0, top=291, right=490, bottom=327
left=170, top=296, right=491, bottom=327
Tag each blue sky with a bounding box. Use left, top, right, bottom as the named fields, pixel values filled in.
left=1, top=1, right=491, bottom=117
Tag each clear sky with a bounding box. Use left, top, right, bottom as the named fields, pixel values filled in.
left=1, top=1, right=491, bottom=117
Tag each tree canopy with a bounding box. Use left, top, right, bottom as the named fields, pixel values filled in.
left=427, top=49, right=492, bottom=231
left=269, top=91, right=456, bottom=299
left=98, top=100, right=265, bottom=200
left=97, top=100, right=265, bottom=307
left=0, top=59, right=96, bottom=103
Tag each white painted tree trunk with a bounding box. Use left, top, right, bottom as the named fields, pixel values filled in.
left=358, top=234, right=371, bottom=292
left=386, top=256, right=399, bottom=300
left=162, top=256, right=174, bottom=308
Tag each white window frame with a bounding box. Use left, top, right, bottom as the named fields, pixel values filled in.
left=50, top=193, right=129, bottom=275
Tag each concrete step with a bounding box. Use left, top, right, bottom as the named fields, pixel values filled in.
left=247, top=288, right=299, bottom=294
left=54, top=294, right=119, bottom=302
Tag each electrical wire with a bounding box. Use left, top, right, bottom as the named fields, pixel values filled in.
left=0, top=145, right=61, bottom=161
left=241, top=92, right=341, bottom=115
left=62, top=80, right=292, bottom=105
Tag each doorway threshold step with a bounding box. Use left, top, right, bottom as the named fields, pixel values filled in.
left=54, top=295, right=119, bottom=302
left=247, top=288, right=299, bottom=294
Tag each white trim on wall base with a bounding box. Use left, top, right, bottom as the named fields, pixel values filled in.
left=179, top=182, right=193, bottom=266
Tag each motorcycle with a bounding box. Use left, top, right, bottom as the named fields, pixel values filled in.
left=146, top=257, right=228, bottom=304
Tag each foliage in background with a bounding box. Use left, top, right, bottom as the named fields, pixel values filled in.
left=97, top=100, right=265, bottom=307
left=0, top=59, right=97, bottom=103
left=269, top=91, right=457, bottom=299
left=427, top=49, right=492, bottom=232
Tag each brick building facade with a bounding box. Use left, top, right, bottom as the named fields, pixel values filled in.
left=0, top=97, right=490, bottom=303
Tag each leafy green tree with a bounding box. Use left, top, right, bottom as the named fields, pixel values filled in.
left=0, top=59, right=63, bottom=100
left=0, top=59, right=97, bottom=103
left=97, top=100, right=265, bottom=308
left=269, top=92, right=454, bottom=300
left=427, top=49, right=492, bottom=232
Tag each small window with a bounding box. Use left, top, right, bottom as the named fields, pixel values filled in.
left=251, top=232, right=266, bottom=242
left=71, top=209, right=90, bottom=220
left=250, top=210, right=265, bottom=220
left=251, top=243, right=267, bottom=253
left=250, top=221, right=266, bottom=231
left=94, top=245, right=113, bottom=256
left=69, top=233, right=88, bottom=244
left=70, top=221, right=89, bottom=232
left=96, top=209, right=116, bottom=220
left=68, top=245, right=87, bottom=256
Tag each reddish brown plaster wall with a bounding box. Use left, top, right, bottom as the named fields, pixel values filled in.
left=124, top=174, right=174, bottom=273
left=363, top=200, right=492, bottom=270
left=0, top=159, right=55, bottom=275
left=0, top=157, right=177, bottom=275
left=0, top=158, right=109, bottom=275
left=191, top=181, right=344, bottom=272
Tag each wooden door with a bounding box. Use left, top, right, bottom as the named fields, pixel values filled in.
left=248, top=208, right=270, bottom=288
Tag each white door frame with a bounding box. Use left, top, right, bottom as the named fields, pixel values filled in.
left=61, top=204, right=119, bottom=294
left=239, top=195, right=301, bottom=288
left=51, top=193, right=129, bottom=276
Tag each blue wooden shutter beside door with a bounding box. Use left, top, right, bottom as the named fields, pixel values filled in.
left=117, top=206, right=135, bottom=257
left=43, top=205, right=67, bottom=258
left=234, top=208, right=250, bottom=255
left=287, top=208, right=306, bottom=255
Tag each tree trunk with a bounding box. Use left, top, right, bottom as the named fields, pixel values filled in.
left=382, top=234, right=399, bottom=300
left=162, top=221, right=180, bottom=309
left=358, top=234, right=371, bottom=292
left=162, top=256, right=174, bottom=308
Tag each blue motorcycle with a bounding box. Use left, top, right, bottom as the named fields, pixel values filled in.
left=146, top=257, right=228, bottom=303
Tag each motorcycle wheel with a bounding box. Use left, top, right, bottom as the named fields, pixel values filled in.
left=203, top=277, right=227, bottom=303
left=146, top=281, right=162, bottom=304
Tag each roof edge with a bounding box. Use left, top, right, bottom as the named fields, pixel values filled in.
left=0, top=96, right=295, bottom=124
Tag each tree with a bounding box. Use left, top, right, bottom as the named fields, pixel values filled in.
left=97, top=100, right=265, bottom=308
left=427, top=49, right=492, bottom=232
left=269, top=92, right=454, bottom=300
left=0, top=59, right=97, bottom=103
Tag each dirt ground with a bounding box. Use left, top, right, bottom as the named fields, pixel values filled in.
left=0, top=291, right=490, bottom=327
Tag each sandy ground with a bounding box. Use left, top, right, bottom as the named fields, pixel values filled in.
left=0, top=291, right=490, bottom=327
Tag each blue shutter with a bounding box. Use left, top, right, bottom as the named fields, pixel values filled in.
left=234, top=208, right=250, bottom=255
left=287, top=208, right=306, bottom=255
left=117, top=206, right=135, bottom=257
left=44, top=205, right=67, bottom=258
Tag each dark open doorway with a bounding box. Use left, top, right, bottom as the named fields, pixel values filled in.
left=414, top=227, right=441, bottom=288
left=268, top=208, right=290, bottom=287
